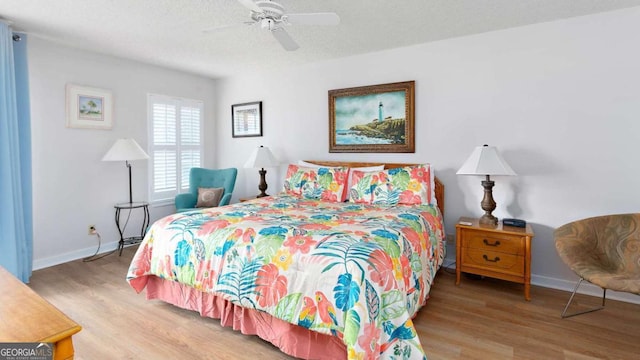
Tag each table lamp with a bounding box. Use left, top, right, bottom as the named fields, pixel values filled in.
left=102, top=138, right=149, bottom=204
left=457, top=144, right=516, bottom=225
left=244, top=145, right=278, bottom=198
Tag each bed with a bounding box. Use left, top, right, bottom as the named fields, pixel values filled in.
left=127, top=161, right=445, bottom=359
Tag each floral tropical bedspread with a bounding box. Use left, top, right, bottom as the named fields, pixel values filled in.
left=127, top=194, right=445, bottom=359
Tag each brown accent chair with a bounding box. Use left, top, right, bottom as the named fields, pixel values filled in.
left=554, top=214, right=640, bottom=318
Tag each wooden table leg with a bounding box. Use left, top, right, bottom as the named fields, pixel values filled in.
left=54, top=337, right=75, bottom=360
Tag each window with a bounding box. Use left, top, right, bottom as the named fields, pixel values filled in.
left=148, top=94, right=203, bottom=204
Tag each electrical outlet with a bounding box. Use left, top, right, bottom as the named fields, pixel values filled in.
left=88, top=225, right=96, bottom=235
left=445, top=234, right=454, bottom=248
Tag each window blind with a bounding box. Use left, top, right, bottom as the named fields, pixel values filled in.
left=148, top=94, right=203, bottom=203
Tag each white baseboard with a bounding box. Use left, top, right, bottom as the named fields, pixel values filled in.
left=531, top=274, right=640, bottom=305
left=32, top=241, right=120, bottom=270
left=442, top=253, right=640, bottom=305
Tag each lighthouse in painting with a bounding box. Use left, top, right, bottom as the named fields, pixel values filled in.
left=378, top=101, right=384, bottom=122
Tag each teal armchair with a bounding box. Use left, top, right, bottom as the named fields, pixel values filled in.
left=175, top=167, right=238, bottom=212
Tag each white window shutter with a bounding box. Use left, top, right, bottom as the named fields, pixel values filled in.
left=181, top=106, right=201, bottom=145
left=153, top=150, right=177, bottom=192
left=148, top=94, right=203, bottom=204
left=153, top=103, right=177, bottom=145
left=181, top=150, right=200, bottom=191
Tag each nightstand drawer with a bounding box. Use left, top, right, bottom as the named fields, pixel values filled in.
left=463, top=231, right=525, bottom=255
left=462, top=248, right=525, bottom=276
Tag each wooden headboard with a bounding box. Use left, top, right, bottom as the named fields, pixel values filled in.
left=304, top=161, right=444, bottom=215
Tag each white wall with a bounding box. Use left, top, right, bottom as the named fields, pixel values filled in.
left=27, top=7, right=640, bottom=303
left=28, top=38, right=216, bottom=269
left=215, top=7, right=640, bottom=302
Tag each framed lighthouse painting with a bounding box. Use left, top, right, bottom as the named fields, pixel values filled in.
left=328, top=81, right=415, bottom=153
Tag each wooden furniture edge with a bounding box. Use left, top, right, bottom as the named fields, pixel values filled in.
left=41, top=325, right=83, bottom=343
left=456, top=216, right=534, bottom=235
left=455, top=217, right=533, bottom=300
left=0, top=265, right=82, bottom=359
left=304, top=160, right=444, bottom=215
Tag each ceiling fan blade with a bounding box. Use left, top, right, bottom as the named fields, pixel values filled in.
left=271, top=27, right=299, bottom=51
left=237, top=0, right=263, bottom=13
left=283, top=13, right=340, bottom=26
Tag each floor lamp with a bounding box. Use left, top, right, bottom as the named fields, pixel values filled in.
left=102, top=138, right=149, bottom=203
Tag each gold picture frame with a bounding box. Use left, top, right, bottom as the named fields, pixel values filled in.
left=65, top=84, right=113, bottom=130
left=329, top=81, right=415, bottom=153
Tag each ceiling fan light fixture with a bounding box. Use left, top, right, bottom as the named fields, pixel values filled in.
left=217, top=0, right=340, bottom=51
left=261, top=18, right=276, bottom=30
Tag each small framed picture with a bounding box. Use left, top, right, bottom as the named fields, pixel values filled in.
left=66, top=84, right=113, bottom=130
left=232, top=101, right=262, bottom=138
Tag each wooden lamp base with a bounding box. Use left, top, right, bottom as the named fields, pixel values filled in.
left=256, top=168, right=269, bottom=198
left=479, top=175, right=498, bottom=225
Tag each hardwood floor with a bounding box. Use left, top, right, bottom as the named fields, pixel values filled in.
left=28, top=247, right=640, bottom=359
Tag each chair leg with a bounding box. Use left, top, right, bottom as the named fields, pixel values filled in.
left=561, top=277, right=606, bottom=318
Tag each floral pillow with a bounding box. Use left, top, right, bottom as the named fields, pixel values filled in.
left=297, top=161, right=385, bottom=202
left=348, top=165, right=384, bottom=191
left=349, top=164, right=434, bottom=205
left=283, top=164, right=348, bottom=202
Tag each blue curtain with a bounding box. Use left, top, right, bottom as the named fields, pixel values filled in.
left=0, top=22, right=32, bottom=282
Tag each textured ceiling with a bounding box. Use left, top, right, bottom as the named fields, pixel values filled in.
left=2, top=0, right=640, bottom=79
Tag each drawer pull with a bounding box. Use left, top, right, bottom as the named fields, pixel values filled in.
left=483, top=239, right=501, bottom=247
left=483, top=254, right=501, bottom=263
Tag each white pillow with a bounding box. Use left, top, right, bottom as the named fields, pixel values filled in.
left=297, top=160, right=324, bottom=168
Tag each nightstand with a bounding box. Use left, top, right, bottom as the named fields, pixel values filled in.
left=455, top=217, right=534, bottom=300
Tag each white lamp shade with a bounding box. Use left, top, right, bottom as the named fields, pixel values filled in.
left=244, top=146, right=278, bottom=169
left=456, top=145, right=516, bottom=176
left=102, top=138, right=149, bottom=161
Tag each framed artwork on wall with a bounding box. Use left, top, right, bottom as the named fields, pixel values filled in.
left=65, top=84, right=113, bottom=130
left=232, top=101, right=262, bottom=138
left=329, top=81, right=415, bottom=153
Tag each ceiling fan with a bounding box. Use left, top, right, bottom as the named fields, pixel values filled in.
left=206, top=0, right=340, bottom=51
